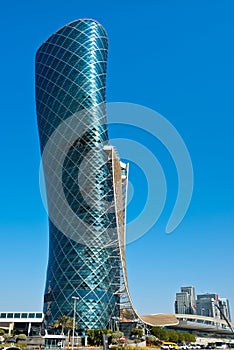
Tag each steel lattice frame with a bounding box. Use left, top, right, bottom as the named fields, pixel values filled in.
left=35, top=19, right=136, bottom=330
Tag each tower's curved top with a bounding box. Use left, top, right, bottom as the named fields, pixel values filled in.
left=36, top=18, right=108, bottom=51
left=35, top=18, right=108, bottom=152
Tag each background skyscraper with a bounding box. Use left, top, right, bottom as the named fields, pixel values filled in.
left=219, top=298, right=232, bottom=322
left=35, top=19, right=133, bottom=330
left=175, top=286, right=232, bottom=322
left=196, top=293, right=220, bottom=318
left=175, top=286, right=196, bottom=315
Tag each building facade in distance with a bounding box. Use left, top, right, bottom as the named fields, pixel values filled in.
left=219, top=298, right=232, bottom=322
left=197, top=294, right=232, bottom=322
left=196, top=293, right=220, bottom=318
left=175, top=286, right=196, bottom=314
left=35, top=19, right=135, bottom=330
left=175, top=287, right=231, bottom=322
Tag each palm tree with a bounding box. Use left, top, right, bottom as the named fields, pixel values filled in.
left=49, top=319, right=61, bottom=335
left=59, top=316, right=69, bottom=335
left=58, top=315, right=74, bottom=336
left=65, top=317, right=74, bottom=340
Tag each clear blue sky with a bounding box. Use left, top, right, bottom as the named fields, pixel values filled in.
left=1, top=0, right=234, bottom=320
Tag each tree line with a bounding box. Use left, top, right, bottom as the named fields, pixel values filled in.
left=150, top=327, right=196, bottom=343
left=43, top=315, right=197, bottom=346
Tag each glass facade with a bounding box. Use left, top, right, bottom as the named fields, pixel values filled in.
left=35, top=19, right=134, bottom=330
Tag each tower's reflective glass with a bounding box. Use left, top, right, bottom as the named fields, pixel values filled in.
left=35, top=19, right=134, bottom=330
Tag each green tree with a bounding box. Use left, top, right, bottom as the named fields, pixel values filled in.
left=131, top=328, right=143, bottom=338
left=63, top=316, right=73, bottom=339
left=182, top=332, right=196, bottom=343
left=0, top=329, right=4, bottom=336
left=112, top=331, right=124, bottom=344
left=59, top=315, right=70, bottom=335
left=49, top=319, right=61, bottom=334
left=130, top=328, right=144, bottom=344
left=177, top=332, right=185, bottom=343
left=52, top=315, right=74, bottom=336
left=146, top=335, right=158, bottom=345
left=86, top=329, right=113, bottom=346
left=86, top=329, right=96, bottom=346
left=151, top=328, right=195, bottom=344
left=166, top=330, right=179, bottom=342
left=151, top=327, right=168, bottom=341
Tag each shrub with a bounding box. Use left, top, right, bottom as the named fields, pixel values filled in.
left=86, top=328, right=113, bottom=346
left=125, top=347, right=147, bottom=350
left=16, top=334, right=27, bottom=341
left=0, top=343, right=27, bottom=348
left=111, top=331, right=124, bottom=344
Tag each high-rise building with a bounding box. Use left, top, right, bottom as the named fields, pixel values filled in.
left=35, top=19, right=135, bottom=330
left=218, top=298, right=231, bottom=322
left=175, top=287, right=232, bottom=323
left=196, top=293, right=220, bottom=318
left=194, top=292, right=231, bottom=321
left=175, top=286, right=196, bottom=314
left=175, top=292, right=191, bottom=314
left=181, top=286, right=196, bottom=314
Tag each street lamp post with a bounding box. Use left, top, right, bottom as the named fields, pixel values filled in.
left=71, top=296, right=79, bottom=350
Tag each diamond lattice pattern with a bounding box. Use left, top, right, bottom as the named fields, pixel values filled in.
left=35, top=19, right=124, bottom=330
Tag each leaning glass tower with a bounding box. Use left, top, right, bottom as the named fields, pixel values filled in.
left=35, top=19, right=135, bottom=330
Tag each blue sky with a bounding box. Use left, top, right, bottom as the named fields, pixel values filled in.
left=1, top=0, right=234, bottom=320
